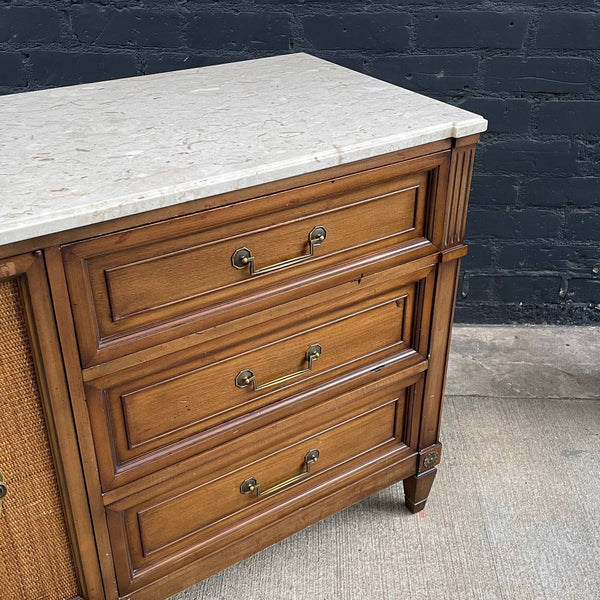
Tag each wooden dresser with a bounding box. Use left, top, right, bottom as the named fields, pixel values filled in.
left=0, top=54, right=487, bottom=599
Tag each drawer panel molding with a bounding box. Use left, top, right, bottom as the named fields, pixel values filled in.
left=62, top=152, right=449, bottom=366
left=105, top=374, right=420, bottom=594
left=85, top=265, right=435, bottom=490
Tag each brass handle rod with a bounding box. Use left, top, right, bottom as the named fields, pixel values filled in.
left=240, top=449, right=320, bottom=498
left=235, top=344, right=322, bottom=391
left=231, top=226, right=327, bottom=276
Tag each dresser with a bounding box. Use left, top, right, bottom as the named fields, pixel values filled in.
left=0, top=53, right=487, bottom=599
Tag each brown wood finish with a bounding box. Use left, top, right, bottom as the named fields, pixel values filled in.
left=403, top=468, right=438, bottom=514
left=44, top=246, right=121, bottom=600
left=444, top=143, right=477, bottom=247
left=106, top=374, right=420, bottom=595
left=417, top=140, right=480, bottom=451
left=81, top=248, right=441, bottom=382
left=123, top=454, right=418, bottom=600
left=99, top=359, right=428, bottom=508
left=419, top=258, right=463, bottom=450
left=85, top=262, right=436, bottom=491
left=0, top=252, right=104, bottom=599
left=62, top=151, right=450, bottom=367
left=92, top=172, right=423, bottom=318
left=0, top=136, right=480, bottom=599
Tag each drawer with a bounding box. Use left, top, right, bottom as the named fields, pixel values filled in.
left=105, top=371, right=421, bottom=595
left=86, top=262, right=435, bottom=490
left=63, top=152, right=449, bottom=366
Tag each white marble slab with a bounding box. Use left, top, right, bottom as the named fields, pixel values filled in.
left=0, top=53, right=487, bottom=246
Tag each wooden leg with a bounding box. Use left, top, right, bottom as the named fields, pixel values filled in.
left=403, top=468, right=437, bottom=514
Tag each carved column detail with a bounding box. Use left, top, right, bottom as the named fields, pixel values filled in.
left=444, top=143, right=477, bottom=247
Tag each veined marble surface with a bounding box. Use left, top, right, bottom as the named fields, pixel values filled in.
left=0, top=53, right=487, bottom=246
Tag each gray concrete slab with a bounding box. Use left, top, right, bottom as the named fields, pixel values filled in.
left=170, top=326, right=600, bottom=600
left=447, top=325, right=599, bottom=399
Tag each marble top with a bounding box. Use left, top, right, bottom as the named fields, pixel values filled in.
left=0, top=53, right=486, bottom=246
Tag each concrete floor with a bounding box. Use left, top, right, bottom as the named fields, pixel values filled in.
left=170, top=325, right=600, bottom=600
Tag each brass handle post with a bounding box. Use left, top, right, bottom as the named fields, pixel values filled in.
left=235, top=344, right=321, bottom=391
left=240, top=449, right=320, bottom=498
left=231, top=226, right=327, bottom=276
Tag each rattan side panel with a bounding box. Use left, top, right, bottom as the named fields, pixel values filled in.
left=0, top=278, right=81, bottom=599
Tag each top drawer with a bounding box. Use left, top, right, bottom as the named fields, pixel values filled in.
left=62, top=152, right=449, bottom=366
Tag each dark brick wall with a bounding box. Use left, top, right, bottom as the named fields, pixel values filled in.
left=1, top=0, right=598, bottom=323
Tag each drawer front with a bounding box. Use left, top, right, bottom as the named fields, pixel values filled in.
left=105, top=372, right=420, bottom=595
left=63, top=152, right=449, bottom=366
left=86, top=262, right=435, bottom=490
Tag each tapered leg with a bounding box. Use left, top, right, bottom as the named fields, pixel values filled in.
left=403, top=468, right=437, bottom=513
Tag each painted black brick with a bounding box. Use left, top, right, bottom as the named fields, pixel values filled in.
left=301, top=14, right=410, bottom=51
left=72, top=6, right=181, bottom=48
left=417, top=11, right=528, bottom=48
left=498, top=244, right=599, bottom=271
left=320, top=55, right=366, bottom=73
left=186, top=13, right=291, bottom=51
left=526, top=178, right=600, bottom=207
left=0, top=6, right=61, bottom=44
left=466, top=275, right=562, bottom=304
left=29, top=51, right=138, bottom=88
left=566, top=211, right=599, bottom=241
left=567, top=279, right=600, bottom=304
left=143, top=53, right=223, bottom=75
left=484, top=57, right=593, bottom=93
left=467, top=208, right=561, bottom=239
left=470, top=175, right=519, bottom=206
left=537, top=13, right=600, bottom=49
left=0, top=52, right=26, bottom=87
left=457, top=98, right=529, bottom=133
left=0, top=1, right=598, bottom=325
left=462, top=243, right=493, bottom=270
left=369, top=55, right=478, bottom=92
left=481, top=141, right=579, bottom=175
left=538, top=101, right=600, bottom=135
left=467, top=210, right=520, bottom=239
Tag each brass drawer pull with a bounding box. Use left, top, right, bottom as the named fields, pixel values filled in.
left=0, top=471, right=7, bottom=515
left=235, top=343, right=322, bottom=391
left=231, top=226, right=327, bottom=276
left=240, top=449, right=320, bottom=497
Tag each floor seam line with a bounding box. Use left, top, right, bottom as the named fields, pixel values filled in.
left=445, top=394, right=599, bottom=401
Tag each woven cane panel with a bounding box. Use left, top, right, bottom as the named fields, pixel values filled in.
left=0, top=278, right=80, bottom=599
